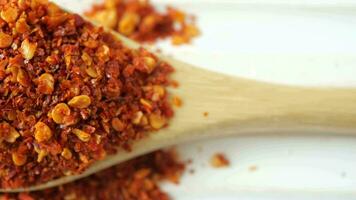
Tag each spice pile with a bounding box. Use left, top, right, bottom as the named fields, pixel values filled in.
left=85, top=0, right=200, bottom=45
left=0, top=0, right=175, bottom=189
left=0, top=150, right=185, bottom=200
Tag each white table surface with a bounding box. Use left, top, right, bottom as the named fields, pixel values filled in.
left=54, top=0, right=356, bottom=199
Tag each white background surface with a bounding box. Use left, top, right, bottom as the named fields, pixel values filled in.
left=55, top=0, right=356, bottom=199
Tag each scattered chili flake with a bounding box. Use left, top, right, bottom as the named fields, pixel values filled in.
left=210, top=153, right=230, bottom=168
left=0, top=0, right=176, bottom=189
left=0, top=150, right=185, bottom=200
left=203, top=112, right=209, bottom=117
left=85, top=0, right=200, bottom=45
left=249, top=165, right=258, bottom=172
left=172, top=96, right=182, bottom=107
left=170, top=80, right=179, bottom=88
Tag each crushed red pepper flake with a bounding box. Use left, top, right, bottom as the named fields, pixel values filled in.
left=170, top=80, right=179, bottom=88
left=0, top=150, right=185, bottom=200
left=172, top=96, right=182, bottom=107
left=85, top=0, right=200, bottom=45
left=0, top=0, right=176, bottom=189
left=210, top=153, right=230, bottom=168
left=249, top=165, right=258, bottom=172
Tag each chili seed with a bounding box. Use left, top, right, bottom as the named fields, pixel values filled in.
left=51, top=103, right=71, bottom=124
left=85, top=66, right=98, bottom=78
left=72, top=129, right=91, bottom=142
left=143, top=57, right=156, bottom=73
left=1, top=6, right=19, bottom=23
left=0, top=122, right=20, bottom=143
left=15, top=17, right=30, bottom=34
left=81, top=52, right=92, bottom=66
left=90, top=9, right=117, bottom=29
left=12, top=152, right=27, bottom=166
left=34, top=122, right=52, bottom=143
left=68, top=95, right=91, bottom=109
left=20, top=39, right=37, bottom=60
left=132, top=111, right=144, bottom=125
left=149, top=114, right=166, bottom=129
left=96, top=45, right=110, bottom=62
left=118, top=12, right=139, bottom=36
left=37, top=73, right=55, bottom=94
left=111, top=117, right=125, bottom=132
left=79, top=153, right=89, bottom=163
left=17, top=68, right=30, bottom=87
left=61, top=148, right=72, bottom=160
left=152, top=85, right=165, bottom=101
left=34, top=147, right=48, bottom=163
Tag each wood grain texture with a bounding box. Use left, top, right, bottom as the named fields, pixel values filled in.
left=5, top=19, right=356, bottom=193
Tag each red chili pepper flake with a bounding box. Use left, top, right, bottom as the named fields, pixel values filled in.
left=85, top=0, right=200, bottom=45
left=203, top=112, right=209, bottom=117
left=172, top=96, right=182, bottom=108
left=170, top=80, right=180, bottom=88
left=0, top=0, right=176, bottom=189
left=210, top=153, right=230, bottom=168
left=249, top=165, right=258, bottom=172
left=0, top=150, right=185, bottom=200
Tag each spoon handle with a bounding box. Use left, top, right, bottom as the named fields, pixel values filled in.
left=168, top=57, right=356, bottom=138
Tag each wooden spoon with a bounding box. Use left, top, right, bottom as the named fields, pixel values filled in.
left=4, top=18, right=356, bottom=193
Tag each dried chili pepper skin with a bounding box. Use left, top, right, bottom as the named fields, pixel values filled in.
left=0, top=0, right=175, bottom=189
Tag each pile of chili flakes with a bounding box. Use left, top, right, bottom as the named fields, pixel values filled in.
left=0, top=0, right=176, bottom=189
left=85, top=0, right=200, bottom=45
left=0, top=150, right=185, bottom=200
